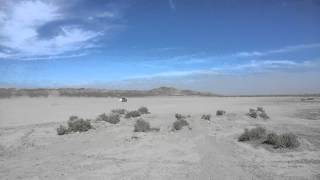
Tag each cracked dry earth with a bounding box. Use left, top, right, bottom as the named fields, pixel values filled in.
left=0, top=97, right=320, bottom=179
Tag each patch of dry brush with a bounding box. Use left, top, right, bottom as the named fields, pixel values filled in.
left=57, top=116, right=93, bottom=135
left=134, top=119, right=160, bottom=132
left=238, top=127, right=300, bottom=149
left=96, top=113, right=120, bottom=124
left=173, top=113, right=190, bottom=130
left=201, top=114, right=211, bottom=120
left=247, top=107, right=270, bottom=119
left=125, top=110, right=141, bottom=118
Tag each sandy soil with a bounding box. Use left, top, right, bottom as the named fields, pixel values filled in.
left=0, top=96, right=320, bottom=179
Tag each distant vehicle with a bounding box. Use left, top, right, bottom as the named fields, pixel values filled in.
left=119, top=97, right=127, bottom=102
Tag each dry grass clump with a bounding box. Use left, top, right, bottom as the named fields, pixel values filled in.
left=239, top=127, right=300, bottom=149
left=247, top=107, right=269, bottom=119
left=67, top=117, right=92, bottom=132
left=264, top=132, right=279, bottom=145
left=173, top=119, right=189, bottom=130
left=56, top=125, right=69, bottom=135
left=264, top=132, right=300, bottom=148
left=134, top=119, right=150, bottom=132
left=111, top=108, right=127, bottom=115
left=238, top=127, right=266, bottom=141
left=201, top=114, right=211, bottom=120
left=125, top=110, right=141, bottom=118
left=216, top=110, right=226, bottom=116
left=96, top=113, right=120, bottom=124
left=175, top=113, right=187, bottom=120
left=134, top=119, right=160, bottom=132
left=138, top=106, right=150, bottom=114
left=172, top=113, right=190, bottom=130
left=57, top=116, right=93, bottom=135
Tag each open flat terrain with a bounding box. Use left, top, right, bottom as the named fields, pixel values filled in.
left=0, top=96, right=320, bottom=179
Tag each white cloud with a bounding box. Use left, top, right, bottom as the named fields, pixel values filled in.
left=131, top=59, right=315, bottom=79
left=235, top=43, right=320, bottom=57
left=0, top=0, right=103, bottom=60
left=130, top=69, right=219, bottom=79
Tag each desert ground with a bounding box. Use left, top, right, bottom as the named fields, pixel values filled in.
left=0, top=96, right=320, bottom=180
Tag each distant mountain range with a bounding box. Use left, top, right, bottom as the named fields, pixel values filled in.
left=0, top=86, right=219, bottom=98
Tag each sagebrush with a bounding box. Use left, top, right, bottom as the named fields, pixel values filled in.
left=173, top=119, right=189, bottom=130
left=238, top=127, right=266, bottom=141
left=134, top=119, right=151, bottom=132
left=201, top=114, right=211, bottom=120
left=97, top=113, right=120, bottom=124
left=216, top=110, right=226, bottom=116
left=138, top=106, right=150, bottom=114
left=125, top=110, right=141, bottom=118
left=68, top=117, right=92, bottom=132
left=57, top=116, right=93, bottom=135
left=264, top=132, right=299, bottom=148
left=111, top=108, right=127, bottom=115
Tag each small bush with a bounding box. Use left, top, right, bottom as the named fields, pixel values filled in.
left=173, top=119, right=189, bottom=130
left=247, top=107, right=269, bottom=119
left=264, top=132, right=299, bottom=148
left=97, top=113, right=120, bottom=124
left=57, top=125, right=69, bottom=135
left=69, top=115, right=79, bottom=121
left=216, top=110, right=226, bottom=116
left=247, top=109, right=258, bottom=118
left=201, top=114, right=211, bottom=120
left=238, top=127, right=266, bottom=141
left=96, top=113, right=108, bottom=121
left=264, top=132, right=279, bottom=146
left=125, top=110, right=141, bottom=118
left=138, top=106, right=150, bottom=114
left=257, top=107, right=265, bottom=112
left=175, top=113, right=187, bottom=120
left=68, top=117, right=92, bottom=132
left=111, top=108, right=127, bottom=115
left=277, top=133, right=300, bottom=148
left=259, top=111, right=270, bottom=119
left=134, top=119, right=151, bottom=132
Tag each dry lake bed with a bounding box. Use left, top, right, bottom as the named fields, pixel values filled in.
left=0, top=96, right=320, bottom=179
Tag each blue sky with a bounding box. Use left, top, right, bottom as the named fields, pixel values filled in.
left=0, top=0, right=320, bottom=94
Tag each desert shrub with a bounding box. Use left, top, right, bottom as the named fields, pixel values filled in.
left=138, top=106, right=150, bottom=114
left=264, top=132, right=299, bottom=148
left=247, top=107, right=269, bottom=119
left=238, top=127, right=266, bottom=142
left=175, top=113, right=187, bottom=120
left=247, top=109, right=258, bottom=118
left=125, top=110, right=141, bottom=118
left=216, top=110, right=226, bottom=116
left=96, top=113, right=108, bottom=121
left=134, top=119, right=151, bottom=132
left=264, top=132, right=279, bottom=146
left=173, top=119, right=189, bottom=130
left=97, top=113, right=120, bottom=124
left=69, top=115, right=79, bottom=121
left=201, top=114, right=211, bottom=120
left=150, top=127, right=160, bottom=132
left=259, top=111, right=270, bottom=119
left=277, top=133, right=300, bottom=148
left=57, top=125, right=69, bottom=135
left=68, top=117, right=92, bottom=132
left=257, top=107, right=264, bottom=112
left=111, top=108, right=127, bottom=115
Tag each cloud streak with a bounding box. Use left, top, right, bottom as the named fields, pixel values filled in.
left=235, top=43, right=320, bottom=57
left=130, top=59, right=316, bottom=79
left=0, top=0, right=120, bottom=60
